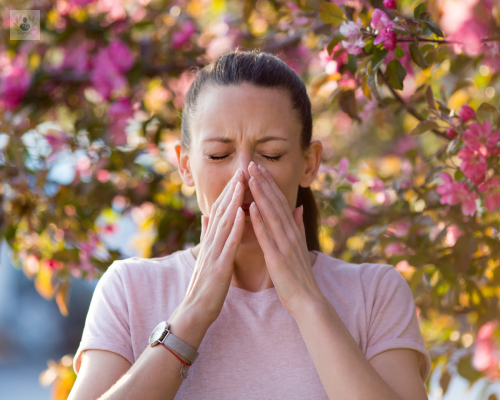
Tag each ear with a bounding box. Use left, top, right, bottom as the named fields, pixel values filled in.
left=299, top=140, right=323, bottom=188
left=175, top=140, right=195, bottom=186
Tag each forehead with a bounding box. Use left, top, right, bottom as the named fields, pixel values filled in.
left=191, top=83, right=301, bottom=144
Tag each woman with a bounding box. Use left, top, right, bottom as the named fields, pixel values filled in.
left=69, top=50, right=431, bottom=400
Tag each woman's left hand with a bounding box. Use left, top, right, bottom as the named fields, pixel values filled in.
left=247, top=161, right=326, bottom=316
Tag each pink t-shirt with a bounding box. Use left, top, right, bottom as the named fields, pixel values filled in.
left=74, top=248, right=431, bottom=398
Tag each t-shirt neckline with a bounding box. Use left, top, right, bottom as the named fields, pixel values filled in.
left=181, top=247, right=325, bottom=301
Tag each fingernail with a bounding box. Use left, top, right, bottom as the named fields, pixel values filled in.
left=235, top=181, right=242, bottom=193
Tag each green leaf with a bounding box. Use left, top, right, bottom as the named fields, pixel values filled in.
left=367, top=68, right=382, bottom=102
left=371, top=47, right=388, bottom=70
left=327, top=35, right=346, bottom=54
left=364, top=38, right=374, bottom=54
left=409, top=120, right=439, bottom=135
left=395, top=45, right=405, bottom=59
left=338, top=89, right=360, bottom=122
left=319, top=3, right=346, bottom=26
left=414, top=2, right=427, bottom=19
left=409, top=42, right=430, bottom=69
left=425, top=85, right=437, bottom=110
left=454, top=169, right=465, bottom=181
left=477, top=102, right=498, bottom=114
left=385, top=59, right=407, bottom=90
left=423, top=21, right=444, bottom=38
left=457, top=355, right=482, bottom=384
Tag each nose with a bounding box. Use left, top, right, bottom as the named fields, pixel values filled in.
left=236, top=160, right=254, bottom=186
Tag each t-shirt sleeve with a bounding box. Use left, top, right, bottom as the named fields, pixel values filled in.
left=73, top=260, right=134, bottom=375
left=365, top=265, right=432, bottom=383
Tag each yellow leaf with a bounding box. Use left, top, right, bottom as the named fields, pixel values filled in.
left=35, top=261, right=56, bottom=300
left=56, top=281, right=71, bottom=317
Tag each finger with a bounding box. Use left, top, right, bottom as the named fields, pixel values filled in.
left=210, top=180, right=244, bottom=270
left=255, top=164, right=303, bottom=241
left=217, top=206, right=245, bottom=278
left=206, top=170, right=241, bottom=242
left=249, top=170, right=300, bottom=256
left=249, top=201, right=279, bottom=257
left=257, top=164, right=296, bottom=228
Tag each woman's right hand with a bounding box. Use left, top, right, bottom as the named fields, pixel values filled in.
left=169, top=168, right=246, bottom=334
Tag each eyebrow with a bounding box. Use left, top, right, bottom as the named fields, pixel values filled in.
left=203, top=136, right=289, bottom=144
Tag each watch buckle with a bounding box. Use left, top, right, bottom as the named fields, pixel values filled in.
left=159, top=327, right=170, bottom=344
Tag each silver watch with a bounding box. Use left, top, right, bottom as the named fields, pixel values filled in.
left=149, top=321, right=199, bottom=365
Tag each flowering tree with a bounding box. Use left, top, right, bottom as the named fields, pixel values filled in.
left=1, top=0, right=500, bottom=397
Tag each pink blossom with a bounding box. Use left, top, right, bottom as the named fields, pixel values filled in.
left=371, top=9, right=398, bottom=51
left=44, top=259, right=64, bottom=271
left=478, top=177, right=500, bottom=212
left=368, top=177, right=390, bottom=205
left=0, top=60, right=31, bottom=111
left=385, top=242, right=415, bottom=257
left=283, top=44, right=313, bottom=75
left=318, top=45, right=338, bottom=75
left=473, top=321, right=500, bottom=382
left=97, top=169, right=110, bottom=182
left=95, top=0, right=126, bottom=21
left=90, top=40, right=134, bottom=99
left=483, top=40, right=500, bottom=73
left=463, top=120, right=498, bottom=152
left=457, top=147, right=487, bottom=184
left=459, top=103, right=476, bottom=122
left=383, top=0, right=396, bottom=9
left=168, top=71, right=196, bottom=109
left=446, top=128, right=458, bottom=139
left=107, top=39, right=134, bottom=72
left=439, top=0, right=489, bottom=56
left=339, top=21, right=365, bottom=55
left=59, top=40, right=93, bottom=75
left=341, top=195, right=371, bottom=233
left=41, top=126, right=70, bottom=154
left=444, top=224, right=464, bottom=247
left=91, top=53, right=126, bottom=99
left=319, top=157, right=359, bottom=183
left=69, top=0, right=96, bottom=7
left=436, top=172, right=478, bottom=216
left=171, top=21, right=196, bottom=49
left=108, top=97, right=134, bottom=146
left=387, top=221, right=411, bottom=237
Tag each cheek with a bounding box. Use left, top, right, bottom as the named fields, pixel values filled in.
left=195, top=171, right=232, bottom=215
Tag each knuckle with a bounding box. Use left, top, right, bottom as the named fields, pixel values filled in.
left=271, top=195, right=281, bottom=208
left=270, top=209, right=280, bottom=222
left=218, top=217, right=228, bottom=228
left=216, top=205, right=225, bottom=217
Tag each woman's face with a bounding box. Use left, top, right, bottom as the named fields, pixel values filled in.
left=176, top=83, right=321, bottom=244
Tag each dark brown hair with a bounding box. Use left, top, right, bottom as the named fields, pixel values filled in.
left=181, top=49, right=321, bottom=252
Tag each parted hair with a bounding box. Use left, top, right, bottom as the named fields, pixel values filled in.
left=181, top=49, right=321, bottom=252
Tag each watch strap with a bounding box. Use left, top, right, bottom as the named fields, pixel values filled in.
left=162, top=325, right=199, bottom=364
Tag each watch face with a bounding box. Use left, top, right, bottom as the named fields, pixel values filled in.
left=149, top=321, right=168, bottom=345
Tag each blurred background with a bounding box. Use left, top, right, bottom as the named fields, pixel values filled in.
left=1, top=0, right=500, bottom=399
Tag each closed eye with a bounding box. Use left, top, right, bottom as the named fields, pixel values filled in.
left=208, top=154, right=283, bottom=162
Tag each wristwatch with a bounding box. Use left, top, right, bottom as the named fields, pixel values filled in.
left=149, top=321, right=199, bottom=365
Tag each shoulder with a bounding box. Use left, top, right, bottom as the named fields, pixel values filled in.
left=316, top=251, right=395, bottom=286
